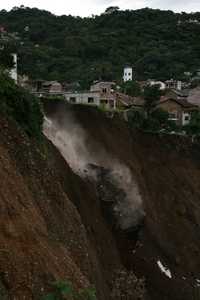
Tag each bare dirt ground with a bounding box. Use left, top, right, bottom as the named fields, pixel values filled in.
left=1, top=102, right=200, bottom=299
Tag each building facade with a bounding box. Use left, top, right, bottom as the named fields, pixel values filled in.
left=156, top=98, right=198, bottom=126
left=64, top=81, right=117, bottom=110
left=148, top=80, right=166, bottom=90
left=165, top=79, right=183, bottom=91
left=123, top=66, right=133, bottom=82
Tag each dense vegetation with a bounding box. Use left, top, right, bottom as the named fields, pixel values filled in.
left=0, top=71, right=43, bottom=138
left=1, top=7, right=200, bottom=87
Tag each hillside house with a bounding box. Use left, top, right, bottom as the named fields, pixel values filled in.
left=90, top=81, right=115, bottom=93
left=65, top=81, right=117, bottom=109
left=64, top=81, right=138, bottom=110
left=26, top=80, right=64, bottom=96
left=148, top=80, right=166, bottom=90
left=115, top=92, right=143, bottom=109
left=165, top=80, right=183, bottom=91
left=187, top=87, right=200, bottom=107
left=42, top=81, right=63, bottom=94
left=156, top=97, right=198, bottom=126
left=165, top=89, right=189, bottom=100
left=65, top=91, right=102, bottom=106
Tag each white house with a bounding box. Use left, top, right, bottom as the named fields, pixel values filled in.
left=165, top=79, right=182, bottom=91
left=123, top=66, right=133, bottom=82
left=65, top=91, right=100, bottom=105
left=90, top=81, right=115, bottom=93
left=149, top=80, right=166, bottom=90
left=64, top=81, right=117, bottom=110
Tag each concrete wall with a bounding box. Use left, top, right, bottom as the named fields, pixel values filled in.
left=64, top=91, right=116, bottom=110
left=65, top=92, right=101, bottom=106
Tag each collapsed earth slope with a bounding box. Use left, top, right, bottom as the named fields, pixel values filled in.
left=1, top=102, right=200, bottom=300
left=0, top=115, right=130, bottom=300
left=44, top=102, right=200, bottom=300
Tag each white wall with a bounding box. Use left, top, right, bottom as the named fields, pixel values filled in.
left=64, top=91, right=116, bottom=110
left=182, top=112, right=191, bottom=126
left=65, top=92, right=100, bottom=106
left=123, top=67, right=133, bottom=82
left=177, top=81, right=182, bottom=91
left=9, top=53, right=17, bottom=83
left=149, top=80, right=166, bottom=90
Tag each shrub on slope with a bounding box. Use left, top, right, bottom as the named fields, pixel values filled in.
left=0, top=72, right=43, bottom=138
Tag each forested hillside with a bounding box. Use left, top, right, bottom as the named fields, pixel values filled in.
left=1, top=6, right=200, bottom=86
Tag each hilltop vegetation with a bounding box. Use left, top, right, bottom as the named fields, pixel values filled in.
left=1, top=7, right=200, bottom=86
left=0, top=72, right=43, bottom=138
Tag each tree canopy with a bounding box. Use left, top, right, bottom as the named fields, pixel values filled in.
left=0, top=71, right=43, bottom=138
left=0, top=7, right=200, bottom=86
left=143, top=85, right=162, bottom=113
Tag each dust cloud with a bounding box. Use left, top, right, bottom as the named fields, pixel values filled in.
left=43, top=108, right=145, bottom=230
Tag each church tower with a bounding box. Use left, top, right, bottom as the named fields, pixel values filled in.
left=123, top=66, right=133, bottom=82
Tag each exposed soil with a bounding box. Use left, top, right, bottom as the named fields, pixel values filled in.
left=1, top=102, right=200, bottom=299
left=44, top=102, right=200, bottom=300
left=0, top=115, right=124, bottom=300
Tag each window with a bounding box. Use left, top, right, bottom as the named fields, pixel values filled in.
left=69, top=97, right=76, bottom=103
left=102, top=88, right=107, bottom=93
left=182, top=113, right=190, bottom=125
left=168, top=112, right=177, bottom=120
left=88, top=97, right=94, bottom=103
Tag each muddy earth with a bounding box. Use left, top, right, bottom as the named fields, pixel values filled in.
left=1, top=102, right=200, bottom=299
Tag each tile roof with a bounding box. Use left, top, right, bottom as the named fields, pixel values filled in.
left=158, top=97, right=198, bottom=109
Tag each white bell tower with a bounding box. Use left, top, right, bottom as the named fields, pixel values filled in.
left=123, top=66, right=133, bottom=82
left=10, top=53, right=18, bottom=84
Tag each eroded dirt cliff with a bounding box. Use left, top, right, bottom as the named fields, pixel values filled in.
left=43, top=102, right=200, bottom=300
left=1, top=102, right=200, bottom=300
left=0, top=115, right=132, bottom=300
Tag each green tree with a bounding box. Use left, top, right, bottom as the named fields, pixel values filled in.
left=0, top=49, right=14, bottom=69
left=127, top=109, right=145, bottom=128
left=104, top=6, right=120, bottom=14
left=151, top=108, right=169, bottom=125
left=0, top=71, right=43, bottom=138
left=0, top=7, right=199, bottom=83
left=143, top=85, right=162, bottom=114
left=121, top=81, right=141, bottom=97
left=184, top=111, right=200, bottom=135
